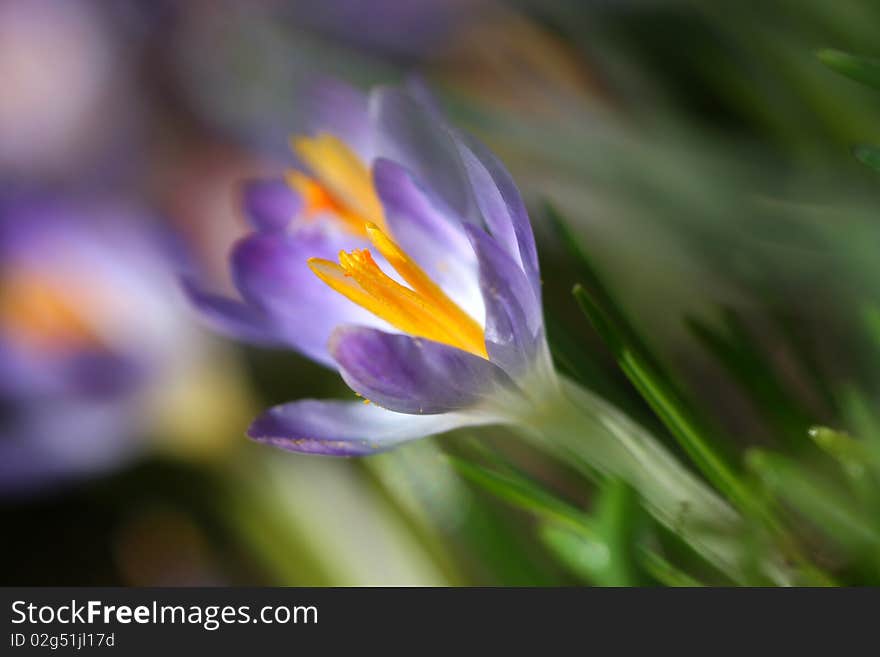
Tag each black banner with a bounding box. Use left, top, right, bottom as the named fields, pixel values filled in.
left=0, top=587, right=875, bottom=654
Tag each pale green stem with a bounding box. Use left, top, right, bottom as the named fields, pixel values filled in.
left=510, top=376, right=793, bottom=585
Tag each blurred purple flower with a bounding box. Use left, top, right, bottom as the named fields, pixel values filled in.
left=0, top=198, right=195, bottom=493
left=288, top=0, right=486, bottom=59
left=185, top=80, right=556, bottom=456
left=0, top=0, right=142, bottom=183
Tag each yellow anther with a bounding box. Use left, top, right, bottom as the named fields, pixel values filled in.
left=363, top=224, right=486, bottom=356
left=290, top=133, right=386, bottom=232
left=308, top=228, right=487, bottom=358
left=285, top=170, right=369, bottom=236
left=288, top=131, right=486, bottom=357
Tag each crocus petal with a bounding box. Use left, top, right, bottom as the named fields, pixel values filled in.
left=464, top=224, right=544, bottom=378
left=0, top=399, right=144, bottom=496
left=0, top=337, right=63, bottom=399
left=231, top=227, right=333, bottom=308
left=230, top=228, right=386, bottom=366
left=330, top=326, right=517, bottom=414
left=181, top=277, right=283, bottom=347
left=372, top=158, right=482, bottom=318
left=402, top=75, right=445, bottom=120
left=454, top=134, right=541, bottom=302
left=369, top=86, right=475, bottom=221
left=373, top=157, right=470, bottom=256
left=248, top=399, right=485, bottom=456
left=302, top=78, right=372, bottom=160
left=241, top=178, right=301, bottom=232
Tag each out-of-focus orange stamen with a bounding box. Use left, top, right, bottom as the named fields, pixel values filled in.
left=287, top=133, right=386, bottom=236
left=0, top=273, right=99, bottom=352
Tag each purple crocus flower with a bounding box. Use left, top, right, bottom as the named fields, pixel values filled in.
left=182, top=82, right=780, bottom=583
left=0, top=197, right=196, bottom=493
left=185, top=79, right=556, bottom=456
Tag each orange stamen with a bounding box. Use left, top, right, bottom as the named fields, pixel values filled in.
left=308, top=225, right=487, bottom=358
left=288, top=133, right=387, bottom=236
left=0, top=273, right=99, bottom=352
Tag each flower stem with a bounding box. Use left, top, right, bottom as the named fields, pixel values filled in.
left=514, top=376, right=794, bottom=585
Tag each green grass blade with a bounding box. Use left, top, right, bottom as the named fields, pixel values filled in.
left=546, top=203, right=802, bottom=570
left=545, top=313, right=628, bottom=405
left=808, top=426, right=872, bottom=464
left=686, top=311, right=812, bottom=448
left=539, top=524, right=616, bottom=585
left=544, top=201, right=617, bottom=312
left=638, top=549, right=704, bottom=587
left=807, top=426, right=878, bottom=500
left=546, top=202, right=745, bottom=504
left=573, top=284, right=752, bottom=512
left=818, top=49, right=880, bottom=90
left=449, top=457, right=597, bottom=536
left=854, top=144, right=880, bottom=173
left=592, top=481, right=643, bottom=586
left=840, top=386, right=880, bottom=455
left=545, top=201, right=669, bottom=376
left=453, top=457, right=716, bottom=586
left=864, top=304, right=880, bottom=350
left=747, top=449, right=880, bottom=550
